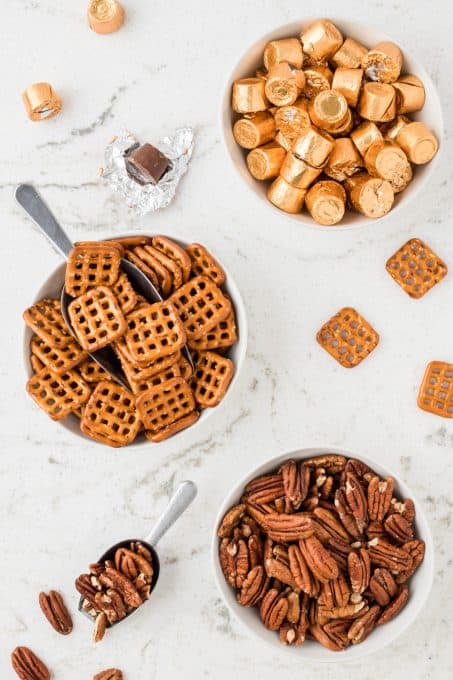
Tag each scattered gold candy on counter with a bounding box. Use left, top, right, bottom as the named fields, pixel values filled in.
left=87, top=0, right=125, bottom=34
left=231, top=18, right=439, bottom=225
left=22, top=82, right=62, bottom=122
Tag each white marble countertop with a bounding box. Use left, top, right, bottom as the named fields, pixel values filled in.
left=1, top=1, right=452, bottom=678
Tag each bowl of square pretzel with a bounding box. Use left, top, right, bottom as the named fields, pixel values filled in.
left=22, top=235, right=247, bottom=447
left=212, top=447, right=433, bottom=661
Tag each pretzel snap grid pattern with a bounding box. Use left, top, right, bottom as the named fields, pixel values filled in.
left=191, top=351, right=234, bottom=407
left=386, top=238, right=448, bottom=299
left=81, top=380, right=141, bottom=447
left=169, top=276, right=232, bottom=340
left=417, top=361, right=453, bottom=418
left=186, top=243, right=225, bottom=285
left=66, top=244, right=122, bottom=297
left=125, top=301, right=186, bottom=363
left=136, top=377, right=196, bottom=433
left=316, top=307, right=379, bottom=368
left=31, top=335, right=87, bottom=375
left=68, top=286, right=126, bottom=351
left=27, top=366, right=91, bottom=420
left=188, top=313, right=237, bottom=351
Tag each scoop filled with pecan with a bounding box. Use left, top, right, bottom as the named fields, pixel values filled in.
left=215, top=453, right=430, bottom=654
left=76, top=480, right=197, bottom=641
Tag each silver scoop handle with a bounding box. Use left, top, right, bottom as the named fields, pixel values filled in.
left=15, top=183, right=73, bottom=258
left=145, top=481, right=197, bottom=547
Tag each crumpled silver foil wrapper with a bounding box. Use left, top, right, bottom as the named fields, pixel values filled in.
left=102, top=127, right=194, bottom=215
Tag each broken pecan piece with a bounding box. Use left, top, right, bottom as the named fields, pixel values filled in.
left=11, top=646, right=50, bottom=680
left=38, top=590, right=73, bottom=635
left=99, top=567, right=142, bottom=608
left=93, top=670, right=123, bottom=680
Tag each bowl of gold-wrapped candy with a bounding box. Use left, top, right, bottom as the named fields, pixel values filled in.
left=221, top=18, right=442, bottom=228
left=22, top=235, right=247, bottom=447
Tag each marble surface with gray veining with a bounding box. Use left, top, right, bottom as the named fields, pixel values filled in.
left=1, top=1, right=452, bottom=678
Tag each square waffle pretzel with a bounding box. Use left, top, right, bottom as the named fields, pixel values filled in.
left=31, top=335, right=87, bottom=375
left=78, top=357, right=109, bottom=383
left=145, top=411, right=200, bottom=442
left=186, top=243, right=225, bottom=286
left=386, top=238, right=448, bottom=298
left=68, top=286, right=127, bottom=351
left=23, top=298, right=72, bottom=348
left=114, top=336, right=181, bottom=381
left=188, top=312, right=237, bottom=351
left=129, top=246, right=172, bottom=297
left=27, top=366, right=91, bottom=420
left=417, top=361, right=453, bottom=418
left=316, top=307, right=379, bottom=368
left=81, top=380, right=142, bottom=447
left=131, top=363, right=181, bottom=395
left=66, top=243, right=122, bottom=297
left=152, top=235, right=191, bottom=282
left=190, top=351, right=234, bottom=407
left=169, top=276, right=232, bottom=340
left=136, top=376, right=196, bottom=434
left=125, top=301, right=186, bottom=364
left=147, top=245, right=183, bottom=290
left=113, top=271, right=137, bottom=315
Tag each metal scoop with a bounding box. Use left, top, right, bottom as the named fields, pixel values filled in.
left=78, top=480, right=197, bottom=628
left=15, top=183, right=192, bottom=389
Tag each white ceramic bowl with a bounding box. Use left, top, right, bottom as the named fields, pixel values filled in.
left=23, top=235, right=248, bottom=446
left=212, top=446, right=433, bottom=661
left=221, top=18, right=443, bottom=230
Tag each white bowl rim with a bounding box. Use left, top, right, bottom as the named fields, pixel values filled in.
left=219, top=17, right=444, bottom=232
left=22, top=233, right=248, bottom=448
left=211, top=445, right=434, bottom=662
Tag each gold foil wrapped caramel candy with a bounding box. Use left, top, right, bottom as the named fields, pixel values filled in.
left=364, top=140, right=412, bottom=193
left=303, top=64, right=333, bottom=99
left=87, top=0, right=125, bottom=34
left=274, top=99, right=311, bottom=143
left=324, top=138, right=362, bottom=181
left=308, top=90, right=349, bottom=132
left=346, top=172, right=394, bottom=218
left=232, top=78, right=268, bottom=113
left=233, top=112, right=276, bottom=149
left=280, top=153, right=322, bottom=189
left=331, top=37, right=368, bottom=68
left=246, top=143, right=286, bottom=180
left=381, top=115, right=411, bottom=141
left=358, top=82, right=396, bottom=122
left=305, top=180, right=346, bottom=225
left=351, top=121, right=383, bottom=156
left=362, top=41, right=403, bottom=83
left=292, top=127, right=334, bottom=168
left=267, top=176, right=306, bottom=213
left=301, top=19, right=343, bottom=61
left=264, top=63, right=305, bottom=106
left=332, top=67, right=363, bottom=107
left=275, top=130, right=292, bottom=151
left=330, top=107, right=354, bottom=136
left=396, top=121, right=439, bottom=164
left=393, top=75, right=425, bottom=114
left=22, top=83, right=62, bottom=121
left=263, top=38, right=303, bottom=70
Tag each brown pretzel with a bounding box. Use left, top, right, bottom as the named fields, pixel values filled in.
left=27, top=366, right=91, bottom=420
left=109, top=236, right=152, bottom=248
left=169, top=275, right=232, bottom=340
left=81, top=380, right=142, bottom=447
left=191, top=351, right=234, bottom=407
left=145, top=410, right=200, bottom=442
left=186, top=243, right=226, bottom=285
left=125, top=301, right=186, bottom=364
left=78, top=357, right=109, bottom=383
left=23, top=298, right=72, bottom=348
left=147, top=245, right=183, bottom=291
left=152, top=235, right=191, bottom=282
left=136, top=376, right=196, bottom=434
left=317, top=307, right=379, bottom=368
left=188, top=312, right=237, bottom=351
left=68, top=286, right=127, bottom=351
left=30, top=334, right=87, bottom=375
left=131, top=363, right=181, bottom=395
left=417, top=361, right=453, bottom=418
left=30, top=353, right=44, bottom=373
left=114, top=335, right=181, bottom=383
left=386, top=238, right=447, bottom=299
left=111, top=271, right=137, bottom=315
left=128, top=246, right=172, bottom=297
left=66, top=242, right=122, bottom=297
left=124, top=249, right=159, bottom=288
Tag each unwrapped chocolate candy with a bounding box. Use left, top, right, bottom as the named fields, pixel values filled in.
left=125, top=143, right=170, bottom=185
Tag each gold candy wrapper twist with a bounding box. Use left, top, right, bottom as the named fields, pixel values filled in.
left=22, top=83, right=62, bottom=122
left=230, top=17, right=439, bottom=224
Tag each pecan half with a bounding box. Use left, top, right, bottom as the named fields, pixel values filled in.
left=367, top=538, right=413, bottom=573
left=312, top=507, right=350, bottom=543
left=391, top=497, right=416, bottom=524
left=384, top=514, right=414, bottom=544
left=348, top=604, right=380, bottom=644
left=345, top=471, right=368, bottom=533
left=334, top=489, right=362, bottom=540
left=265, top=558, right=299, bottom=591
left=280, top=460, right=310, bottom=509
left=366, top=520, right=386, bottom=540
left=11, top=647, right=50, bottom=680
left=344, top=458, right=376, bottom=482
left=93, top=670, right=123, bottom=680
left=318, top=600, right=367, bottom=620
left=377, top=584, right=409, bottom=625
left=299, top=536, right=339, bottom=583
left=263, top=513, right=314, bottom=542
left=219, top=537, right=249, bottom=588
left=310, top=623, right=344, bottom=651
left=326, top=537, right=354, bottom=572
left=322, top=620, right=350, bottom=649
left=248, top=534, right=263, bottom=568
left=39, top=590, right=73, bottom=635
left=243, top=474, right=285, bottom=505
left=397, top=540, right=426, bottom=583
left=303, top=454, right=346, bottom=474
left=319, top=573, right=350, bottom=609
left=367, top=476, right=394, bottom=521
left=217, top=504, right=246, bottom=538
left=279, top=622, right=304, bottom=646
left=75, top=574, right=99, bottom=608
left=348, top=548, right=371, bottom=594
left=369, top=568, right=397, bottom=606
left=260, top=589, right=289, bottom=630
left=99, top=567, right=142, bottom=608
left=115, top=547, right=153, bottom=582
left=93, top=612, right=107, bottom=643
left=288, top=544, right=320, bottom=597
left=237, top=565, right=269, bottom=607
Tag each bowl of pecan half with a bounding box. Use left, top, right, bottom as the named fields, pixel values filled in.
left=212, top=448, right=433, bottom=660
